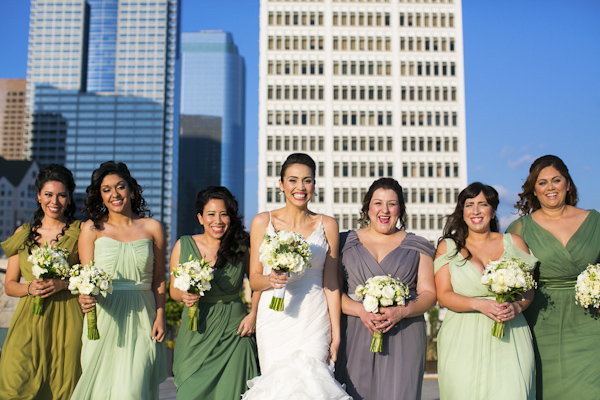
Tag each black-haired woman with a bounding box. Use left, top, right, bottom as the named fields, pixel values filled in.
left=71, top=161, right=167, bottom=399
left=336, top=177, right=436, bottom=400
left=169, top=186, right=258, bottom=399
left=435, top=182, right=537, bottom=399
left=0, top=164, right=83, bottom=399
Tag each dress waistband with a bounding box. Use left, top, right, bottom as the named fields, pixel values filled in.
left=538, top=278, right=576, bottom=290
left=198, top=293, right=240, bottom=304
left=112, top=282, right=152, bottom=291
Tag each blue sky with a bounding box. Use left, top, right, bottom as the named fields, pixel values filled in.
left=2, top=0, right=598, bottom=230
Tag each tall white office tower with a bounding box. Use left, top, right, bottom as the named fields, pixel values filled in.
left=258, top=0, right=467, bottom=242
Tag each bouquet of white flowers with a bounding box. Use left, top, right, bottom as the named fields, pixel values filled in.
left=355, top=275, right=411, bottom=352
left=575, top=264, right=600, bottom=309
left=27, top=242, right=70, bottom=315
left=68, top=262, right=113, bottom=340
left=480, top=257, right=536, bottom=338
left=171, top=255, right=214, bottom=330
left=259, top=230, right=312, bottom=311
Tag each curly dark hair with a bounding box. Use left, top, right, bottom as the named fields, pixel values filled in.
left=514, top=155, right=578, bottom=216
left=26, top=164, right=77, bottom=249
left=279, top=153, right=316, bottom=180
left=358, top=178, right=407, bottom=230
left=195, top=186, right=249, bottom=269
left=83, top=161, right=151, bottom=229
left=439, top=182, right=500, bottom=261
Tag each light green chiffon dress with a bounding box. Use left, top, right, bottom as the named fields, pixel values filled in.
left=434, top=234, right=537, bottom=400
left=71, top=237, right=166, bottom=400
left=173, top=236, right=258, bottom=400
left=507, top=210, right=600, bottom=400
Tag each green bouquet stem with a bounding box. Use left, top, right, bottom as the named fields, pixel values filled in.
left=492, top=320, right=505, bottom=338
left=87, top=306, right=100, bottom=340
left=269, top=296, right=285, bottom=312
left=32, top=296, right=44, bottom=315
left=188, top=302, right=198, bottom=331
left=370, top=331, right=383, bottom=352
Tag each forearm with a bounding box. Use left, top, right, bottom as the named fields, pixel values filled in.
left=341, top=293, right=365, bottom=318
left=249, top=271, right=271, bottom=292
left=513, top=289, right=534, bottom=314
left=401, top=290, right=437, bottom=319
left=153, top=281, right=166, bottom=311
left=5, top=280, right=29, bottom=298
left=438, top=290, right=483, bottom=313
left=324, top=288, right=342, bottom=342
left=249, top=289, right=261, bottom=315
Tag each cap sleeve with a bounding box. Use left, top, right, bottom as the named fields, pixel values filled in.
left=0, top=224, right=31, bottom=257
left=505, top=218, right=523, bottom=236
left=503, top=233, right=539, bottom=271
left=434, top=238, right=460, bottom=274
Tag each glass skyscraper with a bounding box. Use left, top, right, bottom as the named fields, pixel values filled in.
left=25, top=0, right=181, bottom=243
left=178, top=31, right=245, bottom=236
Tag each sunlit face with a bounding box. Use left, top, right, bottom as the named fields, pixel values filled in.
left=279, top=163, right=315, bottom=205
left=198, top=199, right=230, bottom=241
left=38, top=181, right=69, bottom=222
left=534, top=166, right=570, bottom=209
left=368, top=189, right=401, bottom=235
left=100, top=173, right=132, bottom=214
left=463, top=192, right=494, bottom=234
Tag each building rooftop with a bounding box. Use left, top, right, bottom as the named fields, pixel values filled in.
left=0, top=156, right=35, bottom=187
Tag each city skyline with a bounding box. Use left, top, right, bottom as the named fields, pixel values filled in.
left=1, top=1, right=599, bottom=231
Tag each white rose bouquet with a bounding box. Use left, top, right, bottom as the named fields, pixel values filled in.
left=259, top=230, right=312, bottom=311
left=575, top=264, right=600, bottom=309
left=68, top=262, right=113, bottom=340
left=355, top=275, right=410, bottom=352
left=27, top=242, right=70, bottom=315
left=480, top=257, right=536, bottom=338
left=171, top=255, right=214, bottom=331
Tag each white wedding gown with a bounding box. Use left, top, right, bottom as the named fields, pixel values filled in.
left=243, top=217, right=351, bottom=399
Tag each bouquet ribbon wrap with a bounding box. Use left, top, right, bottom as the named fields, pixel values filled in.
left=87, top=305, right=100, bottom=340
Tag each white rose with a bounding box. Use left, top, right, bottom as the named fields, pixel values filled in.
left=381, top=285, right=396, bottom=299
left=31, top=265, right=47, bottom=278
left=80, top=282, right=95, bottom=295
left=363, top=295, right=379, bottom=313
left=380, top=297, right=393, bottom=307
left=174, top=276, right=191, bottom=292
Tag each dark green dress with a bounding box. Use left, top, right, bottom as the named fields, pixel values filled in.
left=507, top=210, right=600, bottom=400
left=173, top=236, right=258, bottom=400
left=0, top=222, right=83, bottom=400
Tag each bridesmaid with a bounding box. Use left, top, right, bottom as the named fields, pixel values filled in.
left=72, top=161, right=167, bottom=399
left=507, top=155, right=600, bottom=399
left=435, top=182, right=536, bottom=399
left=336, top=177, right=436, bottom=400
left=0, top=165, right=83, bottom=399
left=169, top=186, right=258, bottom=399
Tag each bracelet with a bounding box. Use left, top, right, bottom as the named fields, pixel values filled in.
left=26, top=282, right=33, bottom=297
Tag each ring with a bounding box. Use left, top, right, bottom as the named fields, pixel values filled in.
left=387, top=319, right=391, bottom=324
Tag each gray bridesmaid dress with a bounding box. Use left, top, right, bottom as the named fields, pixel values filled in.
left=336, top=230, right=435, bottom=400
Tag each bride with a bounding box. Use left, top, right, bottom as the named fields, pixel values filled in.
left=244, top=153, right=350, bottom=399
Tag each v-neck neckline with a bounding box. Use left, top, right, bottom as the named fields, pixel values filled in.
left=529, top=211, right=591, bottom=249
left=354, top=230, right=408, bottom=265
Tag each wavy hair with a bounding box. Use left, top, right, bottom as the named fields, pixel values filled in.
left=439, top=182, right=500, bottom=261
left=358, top=178, right=407, bottom=230
left=514, top=155, right=578, bottom=216
left=26, top=164, right=76, bottom=248
left=83, top=161, right=151, bottom=229
left=195, top=186, right=249, bottom=269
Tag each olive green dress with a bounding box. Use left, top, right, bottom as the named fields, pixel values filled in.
left=0, top=221, right=83, bottom=400
left=507, top=210, right=600, bottom=400
left=173, top=236, right=258, bottom=400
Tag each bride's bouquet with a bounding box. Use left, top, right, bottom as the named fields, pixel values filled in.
left=480, top=257, right=536, bottom=338
left=28, top=243, right=70, bottom=315
left=355, top=275, right=410, bottom=353
left=171, top=255, right=214, bottom=331
left=575, top=264, right=600, bottom=309
left=259, top=230, right=312, bottom=311
left=68, top=262, right=113, bottom=340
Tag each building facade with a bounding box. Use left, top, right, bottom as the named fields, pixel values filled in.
left=25, top=0, right=181, bottom=244
left=178, top=31, right=245, bottom=236
left=0, top=157, right=39, bottom=254
left=0, top=80, right=27, bottom=161
left=257, top=0, right=467, bottom=241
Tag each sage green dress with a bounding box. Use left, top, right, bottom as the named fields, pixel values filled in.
left=0, top=221, right=83, bottom=400
left=71, top=237, right=167, bottom=400
left=173, top=236, right=258, bottom=400
left=434, top=234, right=537, bottom=400
left=507, top=210, right=600, bottom=400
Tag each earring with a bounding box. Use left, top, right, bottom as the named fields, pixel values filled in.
left=279, top=190, right=284, bottom=195
left=130, top=193, right=135, bottom=199
left=314, top=192, right=319, bottom=197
